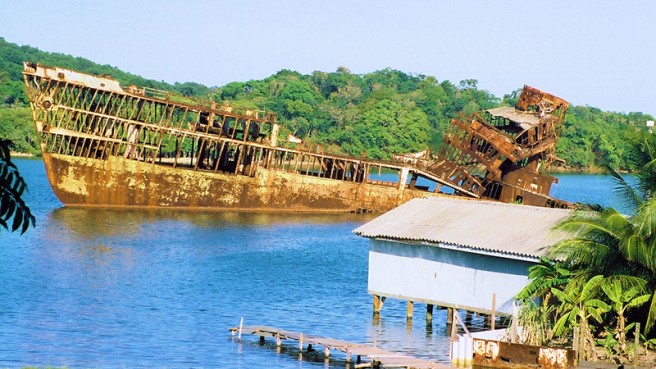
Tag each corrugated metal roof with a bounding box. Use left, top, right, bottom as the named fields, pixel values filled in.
left=487, top=106, right=541, bottom=130
left=354, top=197, right=572, bottom=260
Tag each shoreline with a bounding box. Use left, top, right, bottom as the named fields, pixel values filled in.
left=10, top=152, right=36, bottom=157
left=8, top=151, right=632, bottom=175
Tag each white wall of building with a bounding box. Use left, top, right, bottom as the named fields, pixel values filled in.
left=368, top=240, right=535, bottom=314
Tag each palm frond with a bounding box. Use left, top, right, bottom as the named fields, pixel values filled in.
left=604, top=164, right=644, bottom=211
left=645, top=291, right=656, bottom=333
left=0, top=139, right=35, bottom=234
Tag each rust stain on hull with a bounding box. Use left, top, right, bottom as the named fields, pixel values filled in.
left=43, top=153, right=442, bottom=212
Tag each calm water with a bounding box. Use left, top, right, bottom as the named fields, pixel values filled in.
left=0, top=159, right=630, bottom=368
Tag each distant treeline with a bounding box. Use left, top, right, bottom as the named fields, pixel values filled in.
left=1, top=37, right=653, bottom=171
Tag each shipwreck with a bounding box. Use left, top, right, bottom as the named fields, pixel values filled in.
left=22, top=62, right=570, bottom=212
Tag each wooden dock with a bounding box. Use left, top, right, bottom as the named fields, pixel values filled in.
left=229, top=324, right=448, bottom=368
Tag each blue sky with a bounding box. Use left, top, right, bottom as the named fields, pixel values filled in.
left=2, top=0, right=655, bottom=114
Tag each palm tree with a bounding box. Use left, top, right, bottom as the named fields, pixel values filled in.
left=549, top=204, right=656, bottom=333
left=0, top=139, right=35, bottom=234
left=551, top=275, right=610, bottom=361
left=602, top=278, right=651, bottom=357
left=517, top=257, right=571, bottom=307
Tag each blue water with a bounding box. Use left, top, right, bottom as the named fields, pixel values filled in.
left=0, top=159, right=632, bottom=368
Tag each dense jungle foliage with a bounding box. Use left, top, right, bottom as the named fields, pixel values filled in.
left=1, top=37, right=653, bottom=171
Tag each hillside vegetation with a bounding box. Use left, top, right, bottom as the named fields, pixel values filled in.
left=1, top=37, right=652, bottom=170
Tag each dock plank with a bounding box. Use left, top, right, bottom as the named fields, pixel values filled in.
left=230, top=325, right=447, bottom=368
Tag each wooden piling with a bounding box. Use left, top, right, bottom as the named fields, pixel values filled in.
left=373, top=295, right=385, bottom=315
left=406, top=301, right=414, bottom=319
left=426, top=304, right=434, bottom=323
left=490, top=293, right=496, bottom=330
left=450, top=309, right=457, bottom=340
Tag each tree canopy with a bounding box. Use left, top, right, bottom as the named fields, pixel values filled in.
left=0, top=37, right=654, bottom=168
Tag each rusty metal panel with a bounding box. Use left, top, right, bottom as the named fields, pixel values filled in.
left=429, top=85, right=571, bottom=208
left=473, top=338, right=576, bottom=369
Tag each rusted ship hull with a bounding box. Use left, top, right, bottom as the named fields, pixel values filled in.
left=24, top=62, right=572, bottom=211
left=43, top=152, right=441, bottom=212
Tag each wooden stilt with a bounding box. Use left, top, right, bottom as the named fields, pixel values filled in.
left=299, top=333, right=303, bottom=352
left=490, top=293, right=497, bottom=330
left=373, top=295, right=385, bottom=315
left=426, top=304, right=434, bottom=323
left=446, top=307, right=453, bottom=324
left=406, top=301, right=414, bottom=319
left=450, top=309, right=457, bottom=340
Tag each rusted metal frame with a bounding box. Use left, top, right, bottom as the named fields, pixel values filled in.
left=318, top=157, right=325, bottom=177
left=108, top=93, right=129, bottom=156
left=218, top=114, right=228, bottom=139
left=193, top=138, right=206, bottom=171
left=139, top=101, right=159, bottom=162
left=452, top=168, right=484, bottom=195
left=292, top=152, right=300, bottom=173
left=94, top=92, right=117, bottom=159
left=242, top=118, right=251, bottom=142
left=52, top=84, right=74, bottom=139
left=64, top=133, right=77, bottom=156
left=276, top=150, right=285, bottom=172
left=135, top=127, right=148, bottom=162
left=47, top=79, right=63, bottom=113
left=56, top=106, right=197, bottom=149
left=288, top=151, right=295, bottom=173
left=214, top=140, right=227, bottom=172
left=329, top=159, right=336, bottom=179
left=249, top=147, right=263, bottom=177
left=204, top=111, right=215, bottom=135
left=152, top=103, right=177, bottom=160
left=173, top=133, right=188, bottom=168
left=152, top=103, right=174, bottom=164
left=65, top=85, right=83, bottom=131
left=227, top=117, right=236, bottom=140
left=236, top=144, right=251, bottom=174
left=60, top=83, right=76, bottom=113
left=460, top=120, right=518, bottom=163
left=81, top=89, right=100, bottom=136
left=125, top=95, right=141, bottom=123
left=121, top=89, right=276, bottom=129
left=86, top=90, right=109, bottom=158
left=21, top=74, right=37, bottom=110
left=452, top=137, right=503, bottom=180
left=281, top=151, right=289, bottom=172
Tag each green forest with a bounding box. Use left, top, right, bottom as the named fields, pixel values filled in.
left=1, top=37, right=653, bottom=171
